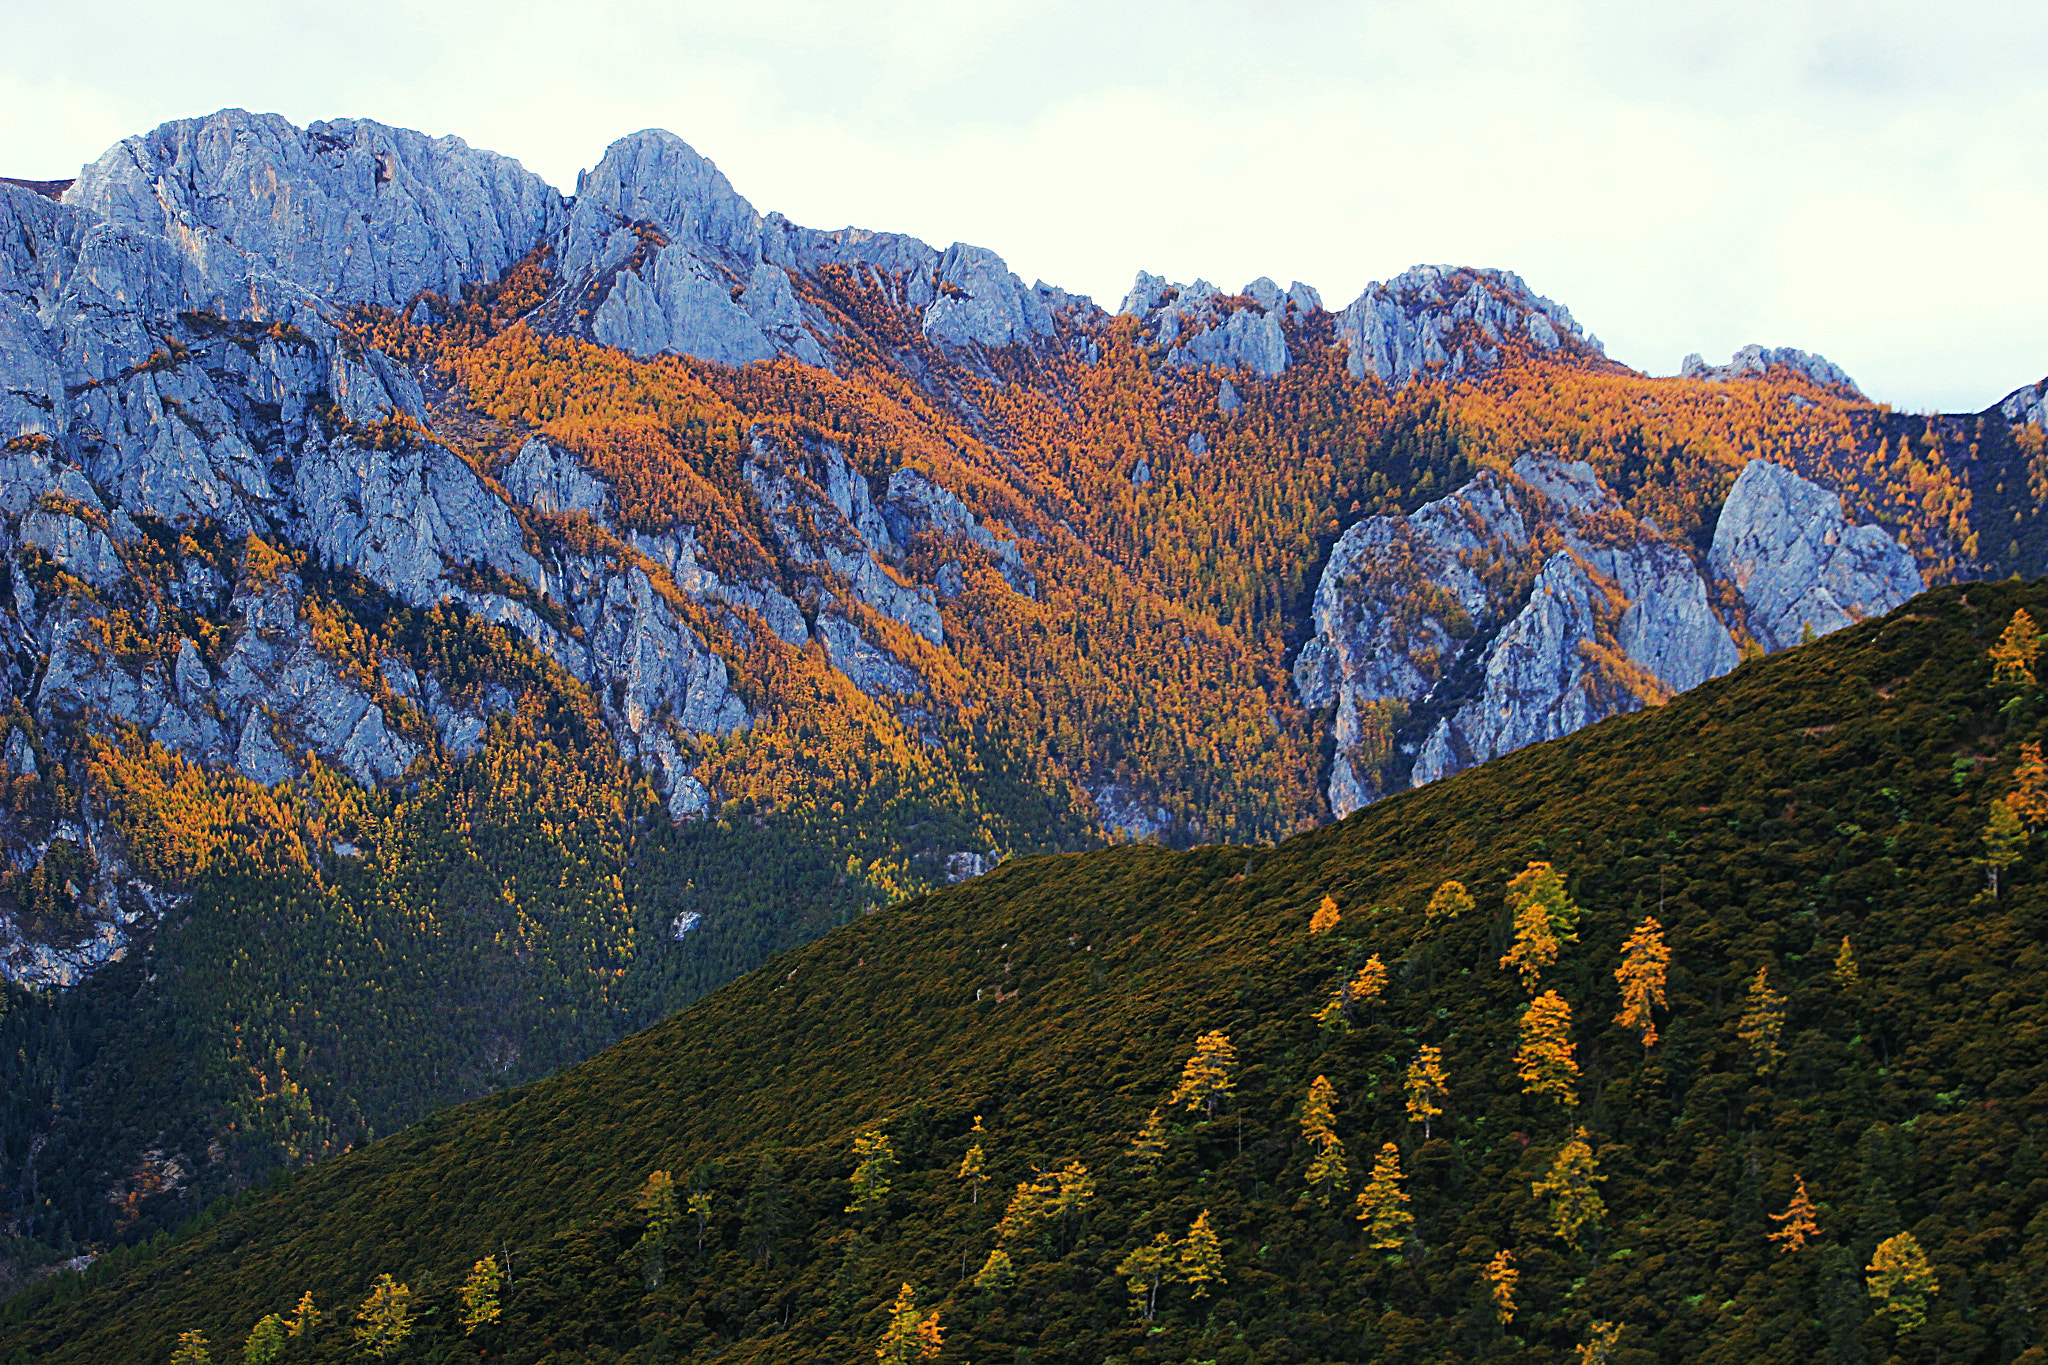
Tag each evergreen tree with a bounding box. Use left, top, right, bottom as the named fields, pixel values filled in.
left=631, top=1170, right=679, bottom=1287
left=847, top=1129, right=896, bottom=1214
left=958, top=1137, right=986, bottom=1205
left=1768, top=1174, right=1821, bottom=1253
left=1990, top=608, right=2041, bottom=687
left=241, top=1314, right=285, bottom=1365
left=169, top=1331, right=212, bottom=1365
left=1405, top=1046, right=1449, bottom=1138
left=1178, top=1209, right=1226, bottom=1297
left=1128, top=1108, right=1169, bottom=1165
left=1425, top=878, right=1474, bottom=924
left=1532, top=1127, right=1605, bottom=1249
left=1515, top=991, right=1580, bottom=1106
left=1309, top=893, right=1341, bottom=935
left=1612, top=915, right=1670, bottom=1050
left=874, top=1283, right=942, bottom=1364
left=1736, top=965, right=1787, bottom=1074
left=1116, top=1233, right=1174, bottom=1321
left=1866, top=1231, right=1939, bottom=1332
left=1482, top=1249, right=1517, bottom=1325
left=742, top=1150, right=790, bottom=1267
left=352, top=1275, right=413, bottom=1360
left=973, top=1247, right=1015, bottom=1290
left=1169, top=1029, right=1237, bottom=1117
left=1355, top=1142, right=1413, bottom=1250
left=1984, top=797, right=2030, bottom=896
left=687, top=1190, right=714, bottom=1254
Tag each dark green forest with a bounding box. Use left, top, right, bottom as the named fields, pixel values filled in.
left=9, top=577, right=2048, bottom=1364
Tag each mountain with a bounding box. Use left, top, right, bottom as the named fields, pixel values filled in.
left=6, top=576, right=2048, bottom=1364
left=3, top=107, right=2047, bottom=1286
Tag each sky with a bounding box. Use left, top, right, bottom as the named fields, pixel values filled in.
left=2, top=0, right=2042, bottom=411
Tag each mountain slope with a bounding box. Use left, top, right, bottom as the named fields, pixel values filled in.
left=9, top=578, right=2048, bottom=1364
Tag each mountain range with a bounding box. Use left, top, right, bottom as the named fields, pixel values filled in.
left=1, top=108, right=2045, bottom=1300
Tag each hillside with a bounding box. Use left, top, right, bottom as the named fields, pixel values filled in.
left=8, top=577, right=2048, bottom=1364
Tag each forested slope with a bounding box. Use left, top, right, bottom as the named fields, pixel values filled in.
left=10, top=577, right=2048, bottom=1364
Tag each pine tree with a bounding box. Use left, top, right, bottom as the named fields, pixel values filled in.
left=1309, top=893, right=1341, bottom=935
left=458, top=1256, right=504, bottom=1335
left=1990, top=608, right=2041, bottom=687
left=742, top=1150, right=789, bottom=1266
left=1532, top=1127, right=1606, bottom=1248
left=1575, top=1320, right=1625, bottom=1364
left=1169, top=1029, right=1238, bottom=1117
left=1613, top=916, right=1670, bottom=1050
left=1179, top=1209, right=1227, bottom=1297
left=847, top=1129, right=896, bottom=1214
left=875, top=1283, right=943, bottom=1364
left=286, top=1292, right=319, bottom=1341
left=973, top=1247, right=1015, bottom=1290
left=1736, top=965, right=1787, bottom=1074
left=1515, top=991, right=1580, bottom=1106
left=1482, top=1249, right=1517, bottom=1325
left=353, top=1275, right=413, bottom=1360
left=2012, top=741, right=2048, bottom=827
left=1866, top=1231, right=1939, bottom=1332
left=242, top=1314, right=285, bottom=1365
left=1425, top=878, right=1474, bottom=924
left=1405, top=1046, right=1449, bottom=1138
left=1768, top=1174, right=1821, bottom=1253
left=1128, top=1108, right=1169, bottom=1165
left=1984, top=796, right=2030, bottom=896
left=1833, top=936, right=1859, bottom=989
left=1355, top=1142, right=1414, bottom=1250
left=1116, top=1232, right=1174, bottom=1320
left=169, top=1331, right=212, bottom=1365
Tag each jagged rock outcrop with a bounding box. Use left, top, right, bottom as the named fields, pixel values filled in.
left=1681, top=345, right=1865, bottom=398
left=2000, top=376, right=2048, bottom=429
left=1297, top=452, right=1924, bottom=817
left=1334, top=265, right=1599, bottom=388
left=1709, top=458, right=1923, bottom=652
left=1116, top=273, right=1316, bottom=378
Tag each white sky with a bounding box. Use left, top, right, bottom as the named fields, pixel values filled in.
left=2, top=0, right=2042, bottom=411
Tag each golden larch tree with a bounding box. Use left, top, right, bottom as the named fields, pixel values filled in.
left=1179, top=1209, right=1227, bottom=1297
left=1532, top=1127, right=1606, bottom=1248
left=1355, top=1142, right=1414, bottom=1249
left=1768, top=1174, right=1821, bottom=1253
left=1990, top=608, right=2041, bottom=687
left=958, top=1116, right=987, bottom=1204
left=1515, top=991, right=1580, bottom=1106
left=1301, top=1075, right=1349, bottom=1203
left=1309, top=893, right=1341, bottom=935
left=1425, top=879, right=1474, bottom=924
left=169, top=1331, right=212, bottom=1365
left=875, top=1283, right=943, bottom=1364
left=1129, top=1109, right=1169, bottom=1165
left=847, top=1129, right=896, bottom=1214
left=1834, top=936, right=1859, bottom=989
left=1500, top=900, right=1562, bottom=991
left=1170, top=1029, right=1238, bottom=1117
left=1866, top=1231, right=1939, bottom=1333
left=1405, top=1046, right=1449, bottom=1138
left=353, top=1275, right=414, bottom=1360
left=2012, top=741, right=2048, bottom=827
left=1116, top=1232, right=1174, bottom=1320
left=1575, top=1320, right=1625, bottom=1365
left=1984, top=796, right=2030, bottom=896
left=1736, top=966, right=1787, bottom=1074
left=243, top=1315, right=286, bottom=1365
left=459, top=1257, right=504, bottom=1334
left=1483, top=1249, right=1518, bottom=1325
left=974, top=1247, right=1015, bottom=1290
left=1613, top=916, right=1670, bottom=1050
left=287, top=1292, right=320, bottom=1341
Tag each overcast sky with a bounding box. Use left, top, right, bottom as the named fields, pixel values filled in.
left=2, top=0, right=2041, bottom=410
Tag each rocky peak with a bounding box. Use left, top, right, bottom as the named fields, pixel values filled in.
left=1333, top=264, right=1598, bottom=389
left=1680, top=345, right=1865, bottom=399
left=65, top=108, right=563, bottom=315
left=1998, top=376, right=2047, bottom=430
left=1116, top=271, right=1318, bottom=379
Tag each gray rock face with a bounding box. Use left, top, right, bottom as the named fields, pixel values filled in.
left=1709, top=458, right=1923, bottom=652
left=1681, top=345, right=1865, bottom=398
left=1333, top=265, right=1598, bottom=389
left=921, top=243, right=1060, bottom=349
left=1118, top=273, right=1294, bottom=378
left=1999, top=376, right=2048, bottom=429
left=500, top=436, right=612, bottom=518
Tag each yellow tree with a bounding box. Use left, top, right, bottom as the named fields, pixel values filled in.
left=1613, top=916, right=1670, bottom=1051
left=1834, top=937, right=1859, bottom=989
left=959, top=1116, right=988, bottom=1204
left=995, top=1174, right=1056, bottom=1245
left=1310, top=893, right=1341, bottom=935
left=1532, top=1128, right=1606, bottom=1248
left=1768, top=1175, right=1821, bottom=1253
left=1500, top=898, right=1562, bottom=991
left=1050, top=1161, right=1096, bottom=1242
left=1301, top=1075, right=1349, bottom=1203
left=1990, top=608, right=2041, bottom=687
left=459, top=1256, right=504, bottom=1335
left=243, top=1315, right=286, bottom=1365
left=1736, top=966, right=1787, bottom=1075
left=1129, top=1109, right=1169, bottom=1165
left=1116, top=1233, right=1174, bottom=1320
left=1425, top=879, right=1475, bottom=924
left=974, top=1248, right=1015, bottom=1290
left=1515, top=991, right=1580, bottom=1106
left=1355, top=1142, right=1413, bottom=1249
left=1867, top=1232, right=1939, bottom=1333
left=633, top=1169, right=680, bottom=1287
left=1405, top=1046, right=1449, bottom=1139
left=1575, top=1320, right=1625, bottom=1365
left=875, top=1283, right=943, bottom=1364
left=687, top=1191, right=714, bottom=1253
left=1169, top=1030, right=1238, bottom=1118
left=169, top=1331, right=211, bottom=1365
left=353, top=1275, right=413, bottom=1360
left=1984, top=797, right=2030, bottom=897
left=1179, top=1209, right=1226, bottom=1298
left=1482, top=1249, right=1517, bottom=1325
left=2012, top=741, right=2048, bottom=827
left=287, top=1292, right=320, bottom=1341
left=847, top=1129, right=896, bottom=1214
